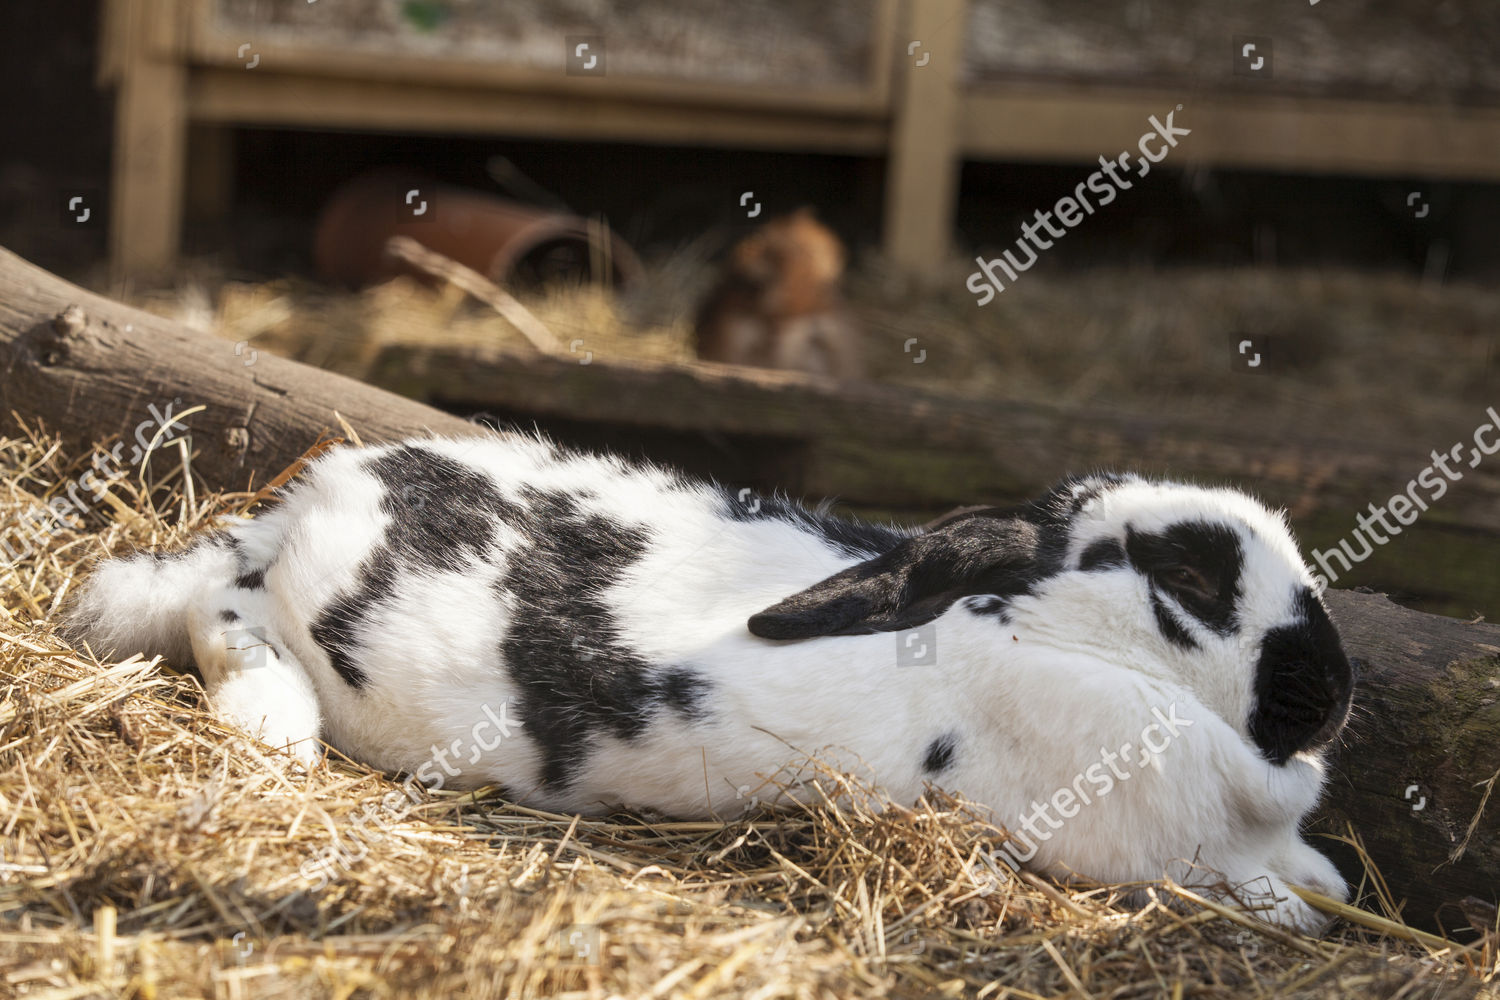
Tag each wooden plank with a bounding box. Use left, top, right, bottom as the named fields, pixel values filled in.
left=961, top=84, right=1500, bottom=181
left=187, top=68, right=891, bottom=153
left=109, top=0, right=188, bottom=282
left=882, top=0, right=969, bottom=282
left=865, top=0, right=901, bottom=110
left=182, top=0, right=893, bottom=117
left=184, top=123, right=235, bottom=226
left=145, top=0, right=191, bottom=60
left=95, top=0, right=128, bottom=87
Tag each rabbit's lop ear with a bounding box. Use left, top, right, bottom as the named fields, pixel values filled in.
left=748, top=512, right=1044, bottom=639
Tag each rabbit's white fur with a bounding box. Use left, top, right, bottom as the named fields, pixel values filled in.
left=66, top=433, right=1353, bottom=933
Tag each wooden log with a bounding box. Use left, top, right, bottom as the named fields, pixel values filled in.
left=364, top=342, right=1500, bottom=536
left=0, top=245, right=1493, bottom=932
left=1316, top=589, right=1499, bottom=933
left=0, top=246, right=480, bottom=490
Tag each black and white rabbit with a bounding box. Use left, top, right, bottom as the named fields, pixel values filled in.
left=65, top=434, right=1354, bottom=932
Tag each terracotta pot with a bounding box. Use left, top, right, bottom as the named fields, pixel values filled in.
left=313, top=169, right=642, bottom=289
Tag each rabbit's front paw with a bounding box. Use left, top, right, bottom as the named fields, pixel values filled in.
left=1230, top=863, right=1339, bottom=936
left=1276, top=838, right=1348, bottom=918
left=1263, top=884, right=1334, bottom=935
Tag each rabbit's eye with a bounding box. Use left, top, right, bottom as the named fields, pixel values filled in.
left=1164, top=565, right=1215, bottom=597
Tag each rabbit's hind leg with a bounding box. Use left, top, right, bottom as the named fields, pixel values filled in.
left=187, top=585, right=323, bottom=767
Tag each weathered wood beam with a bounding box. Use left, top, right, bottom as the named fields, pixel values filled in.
left=0, top=246, right=480, bottom=488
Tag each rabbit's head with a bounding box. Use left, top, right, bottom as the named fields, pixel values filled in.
left=748, top=474, right=1353, bottom=767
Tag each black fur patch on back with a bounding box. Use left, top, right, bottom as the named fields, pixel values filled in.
left=500, top=489, right=712, bottom=790
left=719, top=489, right=908, bottom=560
left=922, top=733, right=958, bottom=774
left=656, top=667, right=712, bottom=722
left=310, top=553, right=400, bottom=687
left=235, top=568, right=266, bottom=590
left=309, top=444, right=519, bottom=688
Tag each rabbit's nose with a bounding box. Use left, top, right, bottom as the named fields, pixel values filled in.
left=1248, top=615, right=1353, bottom=765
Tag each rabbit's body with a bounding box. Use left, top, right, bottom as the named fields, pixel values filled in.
left=67, top=434, right=1353, bottom=932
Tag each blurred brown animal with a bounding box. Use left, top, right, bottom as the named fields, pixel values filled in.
left=694, top=208, right=862, bottom=379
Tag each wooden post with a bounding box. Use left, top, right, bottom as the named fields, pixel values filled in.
left=185, top=123, right=236, bottom=228
left=882, top=0, right=968, bottom=284
left=109, top=0, right=188, bottom=284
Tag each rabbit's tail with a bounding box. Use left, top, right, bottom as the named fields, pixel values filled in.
left=61, top=532, right=242, bottom=667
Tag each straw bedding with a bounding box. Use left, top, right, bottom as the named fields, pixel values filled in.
left=0, top=423, right=1493, bottom=999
